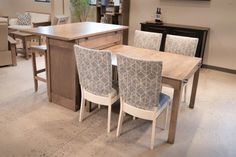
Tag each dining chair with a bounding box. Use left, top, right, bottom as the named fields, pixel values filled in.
left=116, top=54, right=171, bottom=149
left=0, top=22, right=17, bottom=67
left=74, top=45, right=119, bottom=133
left=165, top=34, right=199, bottom=102
left=134, top=30, right=162, bottom=51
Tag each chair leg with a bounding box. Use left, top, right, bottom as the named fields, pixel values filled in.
left=117, top=111, right=125, bottom=137
left=79, top=92, right=85, bottom=122
left=163, top=105, right=169, bottom=130
left=98, top=104, right=101, bottom=109
left=184, top=84, right=187, bottom=103
left=107, top=105, right=112, bottom=133
left=133, top=116, right=136, bottom=120
left=151, top=119, right=157, bottom=150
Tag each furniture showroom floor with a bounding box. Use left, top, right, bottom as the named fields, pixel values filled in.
left=0, top=56, right=236, bottom=157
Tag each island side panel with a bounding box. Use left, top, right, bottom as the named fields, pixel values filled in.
left=48, top=38, right=80, bottom=111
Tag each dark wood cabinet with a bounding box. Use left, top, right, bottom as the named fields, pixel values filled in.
left=141, top=22, right=209, bottom=59
left=95, top=0, right=130, bottom=44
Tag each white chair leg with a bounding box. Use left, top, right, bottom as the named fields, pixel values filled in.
left=156, top=105, right=169, bottom=130
left=117, top=111, right=125, bottom=137
left=79, top=96, right=85, bottom=122
left=184, top=84, right=187, bottom=103
left=98, top=104, right=101, bottom=109
left=163, top=105, right=169, bottom=130
left=107, top=105, right=112, bottom=133
left=133, top=116, right=136, bottom=120
left=151, top=119, right=157, bottom=150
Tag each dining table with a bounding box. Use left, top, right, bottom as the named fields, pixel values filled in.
left=105, top=45, right=202, bottom=144
left=22, top=22, right=201, bottom=144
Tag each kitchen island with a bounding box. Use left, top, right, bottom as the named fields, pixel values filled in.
left=23, top=22, right=128, bottom=111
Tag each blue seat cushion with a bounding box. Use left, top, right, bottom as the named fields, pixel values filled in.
left=158, top=93, right=170, bottom=108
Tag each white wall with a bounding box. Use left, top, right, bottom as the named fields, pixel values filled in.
left=0, top=0, right=10, bottom=16
left=0, top=0, right=51, bottom=17
left=129, top=0, right=236, bottom=70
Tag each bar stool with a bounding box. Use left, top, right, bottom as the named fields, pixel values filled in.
left=30, top=45, right=47, bottom=92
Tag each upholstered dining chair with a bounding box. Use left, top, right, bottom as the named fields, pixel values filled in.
left=74, top=45, right=119, bottom=133
left=165, top=34, right=199, bottom=57
left=0, top=22, right=17, bottom=67
left=165, top=34, right=199, bottom=102
left=134, top=30, right=163, bottom=51
left=116, top=55, right=171, bottom=149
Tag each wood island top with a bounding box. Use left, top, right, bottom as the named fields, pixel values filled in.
left=22, top=22, right=128, bottom=41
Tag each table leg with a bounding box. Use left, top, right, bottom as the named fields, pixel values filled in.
left=32, top=51, right=38, bottom=92
left=26, top=37, right=32, bottom=60
left=46, top=38, right=52, bottom=102
left=38, top=36, right=42, bottom=45
left=12, top=35, right=18, bottom=56
left=189, top=68, right=200, bottom=109
left=86, top=101, right=92, bottom=112
left=168, top=80, right=183, bottom=144
left=22, top=37, right=28, bottom=59
left=45, top=49, right=49, bottom=97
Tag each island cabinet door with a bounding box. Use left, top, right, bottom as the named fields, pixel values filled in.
left=47, top=38, right=81, bottom=111
left=77, top=31, right=123, bottom=50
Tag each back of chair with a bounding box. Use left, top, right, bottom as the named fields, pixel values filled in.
left=117, top=55, right=163, bottom=111
left=74, top=45, right=113, bottom=97
left=165, top=34, right=199, bottom=57
left=134, top=30, right=162, bottom=51
left=0, top=23, right=8, bottom=51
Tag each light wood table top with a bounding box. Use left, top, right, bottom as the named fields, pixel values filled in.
left=107, top=45, right=202, bottom=81
left=21, top=22, right=128, bottom=41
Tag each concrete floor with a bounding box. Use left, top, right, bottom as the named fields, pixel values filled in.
left=0, top=56, right=236, bottom=157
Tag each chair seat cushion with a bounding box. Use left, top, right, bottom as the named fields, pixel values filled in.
left=8, top=25, right=32, bottom=30
left=158, top=93, right=170, bottom=108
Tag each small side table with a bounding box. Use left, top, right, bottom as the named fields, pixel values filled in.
left=10, top=31, right=41, bottom=60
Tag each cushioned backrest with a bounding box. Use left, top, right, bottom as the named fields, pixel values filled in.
left=165, top=34, right=199, bottom=57
left=0, top=23, right=8, bottom=51
left=74, top=45, right=113, bottom=96
left=134, top=30, right=162, bottom=51
left=27, top=12, right=51, bottom=23
left=117, top=55, right=163, bottom=111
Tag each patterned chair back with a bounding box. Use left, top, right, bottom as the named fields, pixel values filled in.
left=134, top=30, right=162, bottom=51
left=74, top=45, right=112, bottom=96
left=165, top=34, right=199, bottom=57
left=117, top=55, right=163, bottom=111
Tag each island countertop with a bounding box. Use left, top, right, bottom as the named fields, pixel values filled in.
left=22, top=22, right=128, bottom=41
